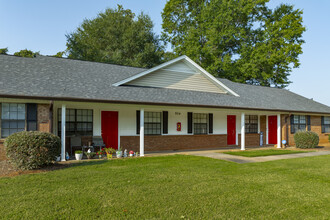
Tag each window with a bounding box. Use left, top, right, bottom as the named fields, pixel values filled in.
left=58, top=109, right=93, bottom=136
left=193, top=113, right=208, bottom=134
left=322, top=116, right=330, bottom=133
left=245, top=115, right=258, bottom=133
left=291, top=115, right=306, bottom=133
left=1, top=103, right=26, bottom=138
left=144, top=112, right=161, bottom=135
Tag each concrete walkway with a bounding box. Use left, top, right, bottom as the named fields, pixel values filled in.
left=186, top=150, right=330, bottom=164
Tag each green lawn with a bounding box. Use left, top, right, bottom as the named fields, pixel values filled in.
left=0, top=155, right=329, bottom=219
left=223, top=149, right=311, bottom=157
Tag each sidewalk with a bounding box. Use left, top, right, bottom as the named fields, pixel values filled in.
left=186, top=150, right=330, bottom=164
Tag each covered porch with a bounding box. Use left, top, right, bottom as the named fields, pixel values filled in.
left=56, top=101, right=283, bottom=161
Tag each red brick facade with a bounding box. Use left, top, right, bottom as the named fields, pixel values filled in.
left=281, top=115, right=330, bottom=146
left=37, top=104, right=52, bottom=133
left=120, top=133, right=261, bottom=152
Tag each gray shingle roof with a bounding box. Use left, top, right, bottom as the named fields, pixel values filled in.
left=1, top=54, right=330, bottom=114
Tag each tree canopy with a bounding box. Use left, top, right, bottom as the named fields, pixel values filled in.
left=0, top=48, right=8, bottom=55
left=66, top=5, right=165, bottom=68
left=14, top=49, right=39, bottom=58
left=162, top=0, right=305, bottom=87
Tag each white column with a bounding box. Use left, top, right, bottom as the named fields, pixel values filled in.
left=140, top=108, right=144, bottom=156
left=266, top=115, right=269, bottom=145
left=277, top=114, right=281, bottom=148
left=241, top=112, right=245, bottom=150
left=61, top=104, right=66, bottom=161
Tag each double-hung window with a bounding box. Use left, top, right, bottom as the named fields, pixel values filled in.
left=245, top=115, right=258, bottom=133
left=58, top=109, right=93, bottom=136
left=1, top=103, right=26, bottom=138
left=322, top=116, right=330, bottom=133
left=144, top=112, right=161, bottom=135
left=291, top=115, right=306, bottom=133
left=193, top=113, right=208, bottom=134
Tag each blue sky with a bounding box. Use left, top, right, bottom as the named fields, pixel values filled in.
left=1, top=0, right=329, bottom=106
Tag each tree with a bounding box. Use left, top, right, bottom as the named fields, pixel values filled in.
left=0, top=48, right=8, bottom=55
left=14, top=49, right=39, bottom=58
left=53, top=51, right=65, bottom=58
left=66, top=5, right=165, bottom=68
left=162, top=0, right=305, bottom=88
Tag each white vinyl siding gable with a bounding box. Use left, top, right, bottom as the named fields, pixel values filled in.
left=125, top=61, right=226, bottom=94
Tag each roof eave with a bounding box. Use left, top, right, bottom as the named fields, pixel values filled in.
left=1, top=94, right=330, bottom=115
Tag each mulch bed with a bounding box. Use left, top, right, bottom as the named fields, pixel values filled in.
left=0, top=160, right=71, bottom=178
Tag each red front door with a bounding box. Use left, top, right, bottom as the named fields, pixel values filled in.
left=268, top=115, right=277, bottom=144
left=101, top=111, right=118, bottom=149
left=227, top=115, right=236, bottom=145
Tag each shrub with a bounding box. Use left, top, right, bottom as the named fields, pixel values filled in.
left=4, top=131, right=61, bottom=170
left=75, top=150, right=82, bottom=154
left=294, top=131, right=319, bottom=149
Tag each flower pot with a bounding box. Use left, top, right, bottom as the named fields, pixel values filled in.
left=75, top=153, right=83, bottom=160
left=107, top=154, right=113, bottom=159
left=116, top=151, right=122, bottom=158
left=98, top=155, right=102, bottom=159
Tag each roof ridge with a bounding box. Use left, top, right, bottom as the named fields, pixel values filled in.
left=0, top=54, right=148, bottom=70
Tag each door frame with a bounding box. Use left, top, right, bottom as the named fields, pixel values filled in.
left=101, top=110, right=120, bottom=150
left=227, top=115, right=236, bottom=145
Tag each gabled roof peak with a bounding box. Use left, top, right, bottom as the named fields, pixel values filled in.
left=113, top=55, right=239, bottom=97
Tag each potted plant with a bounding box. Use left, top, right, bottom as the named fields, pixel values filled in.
left=84, top=151, right=96, bottom=159
left=116, top=150, right=122, bottom=158
left=105, top=147, right=116, bottom=159
left=75, top=150, right=83, bottom=160
left=96, top=148, right=106, bottom=159
left=129, top=150, right=134, bottom=157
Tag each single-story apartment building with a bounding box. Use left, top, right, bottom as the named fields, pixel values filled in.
left=1, top=54, right=330, bottom=161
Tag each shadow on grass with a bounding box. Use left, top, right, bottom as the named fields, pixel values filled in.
left=0, top=159, right=110, bottom=178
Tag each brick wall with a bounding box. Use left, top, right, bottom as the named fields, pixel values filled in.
left=0, top=139, right=6, bottom=161
left=120, top=133, right=261, bottom=152
left=238, top=134, right=261, bottom=147
left=281, top=115, right=329, bottom=146
left=310, top=116, right=329, bottom=144
left=37, top=104, right=52, bottom=133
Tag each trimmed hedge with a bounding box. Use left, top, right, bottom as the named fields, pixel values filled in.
left=4, top=131, right=61, bottom=170
left=294, top=131, right=319, bottom=149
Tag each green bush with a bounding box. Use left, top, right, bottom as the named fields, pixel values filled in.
left=294, top=131, right=319, bottom=149
left=4, top=131, right=61, bottom=170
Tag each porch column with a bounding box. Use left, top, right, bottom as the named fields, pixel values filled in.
left=140, top=108, right=144, bottom=156
left=277, top=114, right=281, bottom=148
left=266, top=115, right=269, bottom=144
left=241, top=112, right=245, bottom=150
left=61, top=104, right=66, bottom=161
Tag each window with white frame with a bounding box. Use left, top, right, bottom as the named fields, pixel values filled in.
left=144, top=112, right=161, bottom=135
left=245, top=115, right=258, bottom=134
left=291, top=115, right=306, bottom=133
left=193, top=113, right=208, bottom=134
left=322, top=116, right=330, bottom=133
left=1, top=103, right=26, bottom=138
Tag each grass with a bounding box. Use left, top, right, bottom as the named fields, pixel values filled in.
left=0, top=155, right=329, bottom=219
left=223, top=149, right=311, bottom=157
